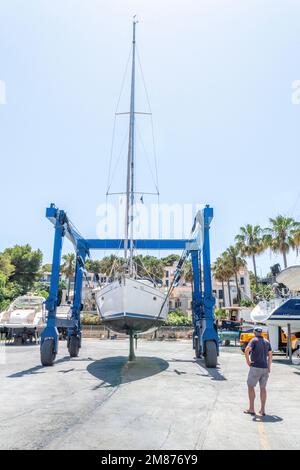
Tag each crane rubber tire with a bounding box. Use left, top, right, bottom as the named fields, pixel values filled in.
left=41, top=338, right=56, bottom=366
left=68, top=336, right=80, bottom=358
left=205, top=340, right=217, bottom=368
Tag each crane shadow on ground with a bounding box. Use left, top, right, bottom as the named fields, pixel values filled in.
left=6, top=356, right=72, bottom=378
left=6, top=355, right=97, bottom=378
left=195, top=360, right=227, bottom=381
left=168, top=358, right=227, bottom=381
left=87, top=356, right=169, bottom=387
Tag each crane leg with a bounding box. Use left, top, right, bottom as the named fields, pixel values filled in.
left=41, top=210, right=65, bottom=366
left=67, top=248, right=86, bottom=359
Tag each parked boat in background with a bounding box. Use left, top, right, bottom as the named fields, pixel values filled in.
left=251, top=265, right=300, bottom=350
left=0, top=294, right=46, bottom=343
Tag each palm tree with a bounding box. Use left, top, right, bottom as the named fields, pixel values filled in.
left=61, top=253, right=76, bottom=301
left=235, top=224, right=264, bottom=288
left=212, top=255, right=235, bottom=307
left=99, top=255, right=124, bottom=277
left=134, top=255, right=164, bottom=281
left=212, top=258, right=227, bottom=307
left=292, top=227, right=300, bottom=256
left=183, top=260, right=193, bottom=284
left=223, top=246, right=246, bottom=305
left=263, top=216, right=300, bottom=268
left=161, top=254, right=180, bottom=266
left=85, top=259, right=102, bottom=274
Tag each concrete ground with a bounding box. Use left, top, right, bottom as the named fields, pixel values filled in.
left=0, top=339, right=299, bottom=450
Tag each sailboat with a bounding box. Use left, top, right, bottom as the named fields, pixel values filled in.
left=94, top=19, right=169, bottom=353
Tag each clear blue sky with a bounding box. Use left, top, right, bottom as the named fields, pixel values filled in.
left=0, top=0, right=299, bottom=275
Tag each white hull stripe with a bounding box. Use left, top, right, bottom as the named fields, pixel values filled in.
left=270, top=317, right=300, bottom=321
left=102, top=312, right=163, bottom=320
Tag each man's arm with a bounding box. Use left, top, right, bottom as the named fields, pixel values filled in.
left=267, top=350, right=272, bottom=373
left=245, top=345, right=252, bottom=367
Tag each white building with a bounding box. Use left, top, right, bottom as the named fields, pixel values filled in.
left=162, top=262, right=251, bottom=315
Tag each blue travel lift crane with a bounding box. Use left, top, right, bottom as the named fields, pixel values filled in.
left=40, top=203, right=219, bottom=368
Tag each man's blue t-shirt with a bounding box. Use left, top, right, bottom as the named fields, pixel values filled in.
left=248, top=336, right=272, bottom=369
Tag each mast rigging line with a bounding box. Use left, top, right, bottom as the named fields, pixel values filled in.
left=106, top=127, right=129, bottom=196
left=156, top=248, right=190, bottom=320
left=106, top=21, right=160, bottom=265
left=106, top=47, right=132, bottom=197
left=136, top=46, right=159, bottom=192
left=124, top=18, right=137, bottom=270
left=135, top=120, right=159, bottom=193
left=155, top=223, right=197, bottom=320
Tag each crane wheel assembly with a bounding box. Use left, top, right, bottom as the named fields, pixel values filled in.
left=40, top=338, right=56, bottom=367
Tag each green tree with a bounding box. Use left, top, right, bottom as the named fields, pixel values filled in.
left=263, top=216, right=300, bottom=268
left=61, top=253, right=76, bottom=300
left=252, top=283, right=274, bottom=302
left=42, top=263, right=52, bottom=272
left=235, top=224, right=264, bottom=288
left=214, top=308, right=227, bottom=320
left=33, top=289, right=49, bottom=299
left=161, top=254, right=180, bottom=266
left=85, top=259, right=102, bottom=274
left=81, top=313, right=101, bottom=325
left=0, top=273, right=21, bottom=311
left=133, top=255, right=164, bottom=281
left=0, top=253, right=15, bottom=277
left=0, top=272, right=10, bottom=311
left=164, top=310, right=192, bottom=326
left=98, top=255, right=124, bottom=276
left=3, top=244, right=43, bottom=294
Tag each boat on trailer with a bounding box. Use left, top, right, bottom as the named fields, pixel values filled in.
left=0, top=294, right=46, bottom=343
left=251, top=265, right=300, bottom=350
left=251, top=265, right=300, bottom=333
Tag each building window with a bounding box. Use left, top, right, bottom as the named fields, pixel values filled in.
left=240, top=277, right=244, bottom=286
left=218, top=290, right=224, bottom=300
left=175, top=299, right=181, bottom=309
left=165, top=271, right=169, bottom=278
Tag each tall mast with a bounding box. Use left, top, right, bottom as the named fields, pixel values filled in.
left=124, top=17, right=137, bottom=274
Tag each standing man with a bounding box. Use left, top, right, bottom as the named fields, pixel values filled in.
left=244, top=327, right=272, bottom=416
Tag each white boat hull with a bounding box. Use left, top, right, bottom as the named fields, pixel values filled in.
left=251, top=298, right=300, bottom=333
left=95, top=277, right=168, bottom=333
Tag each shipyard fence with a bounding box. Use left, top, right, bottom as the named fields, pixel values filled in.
left=81, top=325, right=193, bottom=340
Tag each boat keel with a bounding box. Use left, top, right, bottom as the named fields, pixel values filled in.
left=129, top=330, right=136, bottom=361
